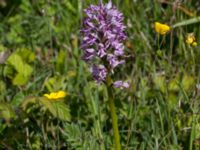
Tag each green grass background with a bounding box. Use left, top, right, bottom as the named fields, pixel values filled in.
left=0, top=0, right=200, bottom=149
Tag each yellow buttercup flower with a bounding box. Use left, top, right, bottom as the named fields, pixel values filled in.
left=44, top=91, right=67, bottom=100
left=154, top=22, right=170, bottom=35
left=192, top=42, right=197, bottom=46
left=186, top=33, right=197, bottom=46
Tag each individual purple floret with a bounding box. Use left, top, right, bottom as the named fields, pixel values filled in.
left=114, top=81, right=129, bottom=89
left=81, top=0, right=128, bottom=85
left=92, top=65, right=107, bottom=83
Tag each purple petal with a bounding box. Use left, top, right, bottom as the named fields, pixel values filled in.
left=105, top=1, right=112, bottom=9
left=107, top=54, right=125, bottom=69
left=114, top=81, right=129, bottom=89
left=92, top=65, right=107, bottom=83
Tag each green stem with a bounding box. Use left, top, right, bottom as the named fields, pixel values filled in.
left=107, top=86, right=121, bottom=150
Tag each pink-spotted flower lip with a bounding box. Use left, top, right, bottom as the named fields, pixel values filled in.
left=81, top=0, right=127, bottom=83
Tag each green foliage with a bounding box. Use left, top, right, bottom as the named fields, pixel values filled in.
left=0, top=0, right=200, bottom=149
left=22, top=96, right=71, bottom=121
left=40, top=98, right=71, bottom=121
left=0, top=103, right=15, bottom=121
left=6, top=50, right=33, bottom=86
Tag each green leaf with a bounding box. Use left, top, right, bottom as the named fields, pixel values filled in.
left=40, top=98, right=55, bottom=113
left=62, top=123, right=83, bottom=148
left=3, top=65, right=14, bottom=78
left=7, top=53, right=22, bottom=72
left=44, top=77, right=56, bottom=91
left=153, top=74, right=166, bottom=93
left=16, top=48, right=35, bottom=63
left=182, top=74, right=195, bottom=91
left=12, top=73, right=28, bottom=85
left=21, top=97, right=37, bottom=111
left=6, top=25, right=24, bottom=44
left=52, top=101, right=71, bottom=121
left=11, top=92, right=25, bottom=107
left=0, top=80, right=6, bottom=93
left=40, top=98, right=71, bottom=121
left=8, top=54, right=33, bottom=77
left=7, top=53, right=33, bottom=85
left=56, top=50, right=66, bottom=73
left=0, top=103, right=16, bottom=120
left=168, top=76, right=180, bottom=92
left=44, top=76, right=67, bottom=91
left=166, top=93, right=177, bottom=110
left=172, top=16, right=200, bottom=28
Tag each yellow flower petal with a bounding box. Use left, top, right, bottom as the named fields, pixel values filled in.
left=186, top=37, right=194, bottom=44
left=51, top=93, right=58, bottom=99
left=154, top=22, right=170, bottom=35
left=43, top=91, right=67, bottom=100
left=186, top=33, right=197, bottom=46
left=57, top=91, right=67, bottom=98
left=192, top=42, right=197, bottom=46
left=44, top=94, right=51, bottom=99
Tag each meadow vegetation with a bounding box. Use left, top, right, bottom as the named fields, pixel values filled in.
left=0, top=0, right=200, bottom=149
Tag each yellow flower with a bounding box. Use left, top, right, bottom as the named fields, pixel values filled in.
left=154, top=22, right=170, bottom=35
left=192, top=42, right=197, bottom=46
left=44, top=91, right=67, bottom=100
left=186, top=33, right=197, bottom=46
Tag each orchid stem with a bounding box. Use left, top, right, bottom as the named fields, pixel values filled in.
left=107, top=86, right=121, bottom=150
left=99, top=0, right=103, bottom=5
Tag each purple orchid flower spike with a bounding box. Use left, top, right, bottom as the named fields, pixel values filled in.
left=81, top=0, right=128, bottom=88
